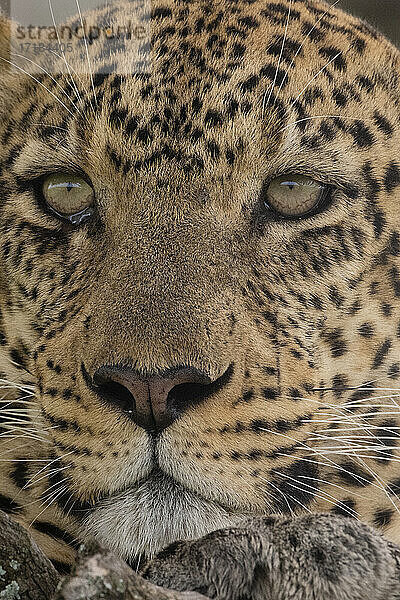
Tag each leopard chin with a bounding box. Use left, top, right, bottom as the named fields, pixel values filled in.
left=82, top=471, right=247, bottom=561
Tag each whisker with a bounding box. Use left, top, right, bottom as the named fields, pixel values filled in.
left=274, top=0, right=342, bottom=101
left=267, top=478, right=296, bottom=517
left=10, top=52, right=81, bottom=115
left=260, top=472, right=359, bottom=519
left=75, top=0, right=97, bottom=107
left=0, top=57, right=75, bottom=117
left=31, top=123, right=69, bottom=132
left=277, top=463, right=369, bottom=501
left=48, top=0, right=84, bottom=107
left=30, top=484, right=70, bottom=526
left=258, top=425, right=396, bottom=492
left=23, top=451, right=74, bottom=489
left=287, top=51, right=343, bottom=113
left=0, top=378, right=35, bottom=393
left=278, top=114, right=375, bottom=134
left=262, top=0, right=293, bottom=118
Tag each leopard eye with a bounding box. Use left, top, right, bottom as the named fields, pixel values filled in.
left=264, top=174, right=330, bottom=218
left=42, top=173, right=95, bottom=225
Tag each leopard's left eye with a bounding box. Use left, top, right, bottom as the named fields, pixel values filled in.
left=42, top=173, right=95, bottom=225
left=264, top=174, right=331, bottom=218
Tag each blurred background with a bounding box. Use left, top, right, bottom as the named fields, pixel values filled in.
left=341, top=0, right=400, bottom=47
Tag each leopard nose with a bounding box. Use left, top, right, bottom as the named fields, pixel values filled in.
left=92, top=365, right=216, bottom=434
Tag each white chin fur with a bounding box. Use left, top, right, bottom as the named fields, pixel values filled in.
left=83, top=471, right=244, bottom=562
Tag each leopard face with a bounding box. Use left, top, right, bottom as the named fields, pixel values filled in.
left=1, top=0, right=400, bottom=569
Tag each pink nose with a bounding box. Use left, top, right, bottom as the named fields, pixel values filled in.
left=92, top=365, right=214, bottom=433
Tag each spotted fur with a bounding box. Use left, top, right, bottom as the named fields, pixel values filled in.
left=1, top=0, right=400, bottom=576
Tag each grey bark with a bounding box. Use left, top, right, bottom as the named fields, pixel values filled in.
left=0, top=510, right=210, bottom=600
left=0, top=510, right=59, bottom=600
left=54, top=547, right=210, bottom=600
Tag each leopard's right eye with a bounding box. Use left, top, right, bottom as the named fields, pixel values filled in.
left=263, top=174, right=332, bottom=219
left=42, top=173, right=95, bottom=225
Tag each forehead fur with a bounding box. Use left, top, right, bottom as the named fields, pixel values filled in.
left=1, top=0, right=400, bottom=187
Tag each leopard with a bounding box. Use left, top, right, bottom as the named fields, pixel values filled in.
left=2, top=0, right=400, bottom=598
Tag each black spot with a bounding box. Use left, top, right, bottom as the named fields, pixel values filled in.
left=238, top=16, right=259, bottom=29
left=207, top=140, right=220, bottom=159
left=373, top=111, right=393, bottom=137
left=126, top=116, right=138, bottom=135
left=332, top=88, right=347, bottom=107
left=204, top=110, right=224, bottom=128
left=318, top=46, right=347, bottom=71
left=311, top=546, right=327, bottom=564
left=9, top=347, right=27, bottom=370
left=262, top=387, right=278, bottom=400
left=192, top=97, right=203, bottom=113
left=358, top=322, right=374, bottom=338
left=351, top=37, right=366, bottom=55
left=140, top=84, right=154, bottom=99
left=301, top=21, right=325, bottom=43
left=33, top=521, right=78, bottom=547
left=267, top=35, right=302, bottom=61
left=372, top=339, right=392, bottom=369
left=388, top=231, right=400, bottom=256
left=356, top=75, right=374, bottom=93
left=331, top=498, right=356, bottom=518
left=390, top=267, right=400, bottom=298
left=261, top=4, right=300, bottom=25
left=389, top=478, right=400, bottom=495
left=226, top=149, right=235, bottom=165
left=348, top=121, right=374, bottom=148
left=260, top=63, right=288, bottom=87
left=0, top=493, right=21, bottom=514
left=11, top=461, right=29, bottom=488
left=332, top=374, right=349, bottom=398
left=91, top=71, right=107, bottom=87
left=328, top=286, right=344, bottom=308
left=269, top=459, right=319, bottom=513
left=373, top=508, right=394, bottom=528
left=151, top=7, right=172, bottom=19
left=321, top=328, right=347, bottom=358
left=384, top=162, right=400, bottom=194
left=289, top=387, right=301, bottom=401
left=240, top=74, right=259, bottom=93
left=263, top=365, right=277, bottom=376
left=137, top=127, right=152, bottom=144
left=232, top=43, right=246, bottom=58
left=109, top=108, right=128, bottom=128
left=388, top=363, right=400, bottom=379
left=338, top=461, right=374, bottom=487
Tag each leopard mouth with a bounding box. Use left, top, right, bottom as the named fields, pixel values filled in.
left=81, top=469, right=248, bottom=561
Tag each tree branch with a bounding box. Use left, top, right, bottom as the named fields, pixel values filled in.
left=0, top=511, right=210, bottom=600
left=0, top=510, right=59, bottom=600
left=55, top=547, right=210, bottom=600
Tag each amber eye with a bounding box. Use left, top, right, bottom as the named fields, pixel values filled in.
left=42, top=173, right=95, bottom=225
left=265, top=174, right=330, bottom=218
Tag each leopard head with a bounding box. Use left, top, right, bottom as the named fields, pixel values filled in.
left=1, top=0, right=400, bottom=563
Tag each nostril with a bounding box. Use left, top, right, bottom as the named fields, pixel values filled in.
left=93, top=375, right=135, bottom=414
left=167, top=364, right=235, bottom=414
left=167, top=381, right=213, bottom=414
